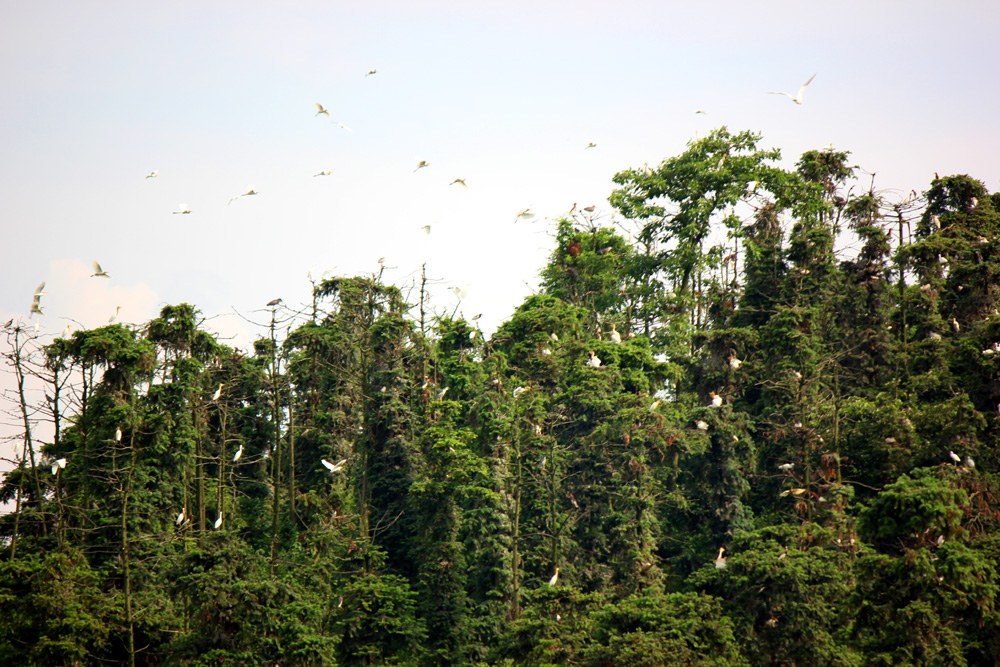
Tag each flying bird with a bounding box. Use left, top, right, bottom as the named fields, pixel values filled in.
left=515, top=208, right=535, bottom=222
left=314, top=170, right=333, bottom=177
left=694, top=109, right=707, bottom=115
left=51, top=458, right=67, bottom=475
left=228, top=186, right=259, bottom=205
left=548, top=567, right=559, bottom=586
left=414, top=160, right=430, bottom=172
left=233, top=444, right=244, bottom=462
left=33, top=282, right=46, bottom=298
left=173, top=203, right=191, bottom=214
left=449, top=178, right=468, bottom=189
left=331, top=120, right=353, bottom=132
left=315, top=103, right=330, bottom=117
left=585, top=142, right=596, bottom=149
left=365, top=68, right=377, bottom=76
left=767, top=73, right=816, bottom=105
left=322, top=458, right=348, bottom=473
left=91, top=261, right=110, bottom=278
left=145, top=170, right=159, bottom=179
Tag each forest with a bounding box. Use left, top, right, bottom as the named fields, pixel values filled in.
left=2, top=128, right=999, bottom=666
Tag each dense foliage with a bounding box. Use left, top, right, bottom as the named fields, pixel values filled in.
left=3, top=129, right=1000, bottom=666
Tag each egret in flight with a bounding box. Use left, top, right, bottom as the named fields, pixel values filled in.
left=173, top=204, right=191, bottom=214
left=91, top=261, right=110, bottom=278
left=449, top=178, right=468, bottom=189
left=515, top=208, right=535, bottom=222
left=228, top=186, right=259, bottom=205
left=366, top=68, right=377, bottom=77
left=51, top=458, right=67, bottom=475
left=315, top=103, right=330, bottom=117
left=322, top=458, right=347, bottom=473
left=414, top=160, right=429, bottom=172
left=145, top=170, right=159, bottom=179
left=314, top=170, right=333, bottom=177
left=767, top=73, right=816, bottom=105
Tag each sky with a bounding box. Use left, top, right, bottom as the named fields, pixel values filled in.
left=2, top=1, right=1000, bottom=464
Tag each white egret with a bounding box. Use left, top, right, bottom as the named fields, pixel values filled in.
left=932, top=214, right=941, bottom=230
left=34, top=282, right=46, bottom=298
left=331, top=120, right=353, bottom=132
left=513, top=386, right=529, bottom=398
left=952, top=318, right=960, bottom=333
left=365, top=68, right=377, bottom=76
left=767, top=73, right=816, bottom=105
left=715, top=547, right=727, bottom=569
left=586, top=351, right=602, bottom=368
left=33, top=322, right=39, bottom=332
left=695, top=420, right=709, bottom=431
left=337, top=595, right=344, bottom=609
left=550, top=333, right=559, bottom=342
left=709, top=392, right=723, bottom=408
left=145, top=170, right=158, bottom=179
left=30, top=299, right=43, bottom=317
left=211, top=383, right=224, bottom=401
left=315, top=103, right=330, bottom=117
left=948, top=450, right=960, bottom=464
left=609, top=324, right=621, bottom=344
left=109, top=306, right=121, bottom=325
left=322, top=458, right=347, bottom=473
left=176, top=510, right=186, bottom=525
left=233, top=444, right=244, bottom=462
left=928, top=332, right=942, bottom=341
left=115, top=427, right=122, bottom=442
left=214, top=513, right=223, bottom=529
left=61, top=324, right=71, bottom=339
left=314, top=170, right=333, bottom=177
left=729, top=356, right=742, bottom=370
left=548, top=567, right=559, bottom=586
left=420, top=224, right=432, bottom=235
left=515, top=208, right=534, bottom=222
left=435, top=387, right=449, bottom=400
left=541, top=348, right=551, bottom=356
left=778, top=463, right=794, bottom=472
left=694, top=109, right=707, bottom=115
left=414, top=160, right=429, bottom=172
left=449, top=178, right=468, bottom=188
left=173, top=204, right=191, bottom=214
left=51, top=458, right=67, bottom=475
left=966, top=456, right=975, bottom=469
left=585, top=142, right=596, bottom=149
left=650, top=400, right=661, bottom=412
left=228, top=186, right=259, bottom=204
left=91, top=261, right=110, bottom=278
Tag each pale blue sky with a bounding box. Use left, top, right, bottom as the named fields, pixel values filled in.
left=2, top=0, right=999, bottom=346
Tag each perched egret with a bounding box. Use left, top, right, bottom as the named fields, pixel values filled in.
left=315, top=103, right=330, bottom=117
left=928, top=332, right=942, bottom=341
left=966, top=456, right=975, bottom=469
left=715, top=547, right=727, bottom=569
left=228, top=186, right=259, bottom=204
left=108, top=306, right=121, bottom=325
left=435, top=387, right=449, bottom=400
left=91, top=261, right=110, bottom=278
left=586, top=351, right=602, bottom=368
left=729, top=356, right=742, bottom=370
left=337, top=595, right=344, bottom=609
left=568, top=493, right=579, bottom=508
left=214, top=513, right=223, bottom=529
left=115, top=427, right=122, bottom=442
left=931, top=214, right=941, bottom=230
left=952, top=318, right=960, bottom=333
left=51, top=458, right=67, bottom=475
left=173, top=203, right=191, bottom=214
left=695, top=420, right=709, bottom=431
left=420, top=224, right=432, bottom=234
left=778, top=463, right=794, bottom=472
left=513, top=386, right=529, bottom=398
left=449, top=178, right=468, bottom=188
left=548, top=567, right=559, bottom=586
left=61, top=324, right=71, bottom=338
left=971, top=197, right=978, bottom=208
left=211, top=383, right=224, bottom=401
left=792, top=370, right=802, bottom=380
left=539, top=455, right=547, bottom=469
left=550, top=333, right=559, bottom=341
left=414, top=160, right=429, bottom=172
left=609, top=324, right=621, bottom=344
left=767, top=73, right=816, bottom=104
left=650, top=400, right=661, bottom=412
left=176, top=510, right=186, bottom=525
left=146, top=170, right=159, bottom=179
left=949, top=450, right=961, bottom=464
left=541, top=347, right=552, bottom=356
left=709, top=392, right=723, bottom=408
left=233, top=444, right=244, bottom=462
